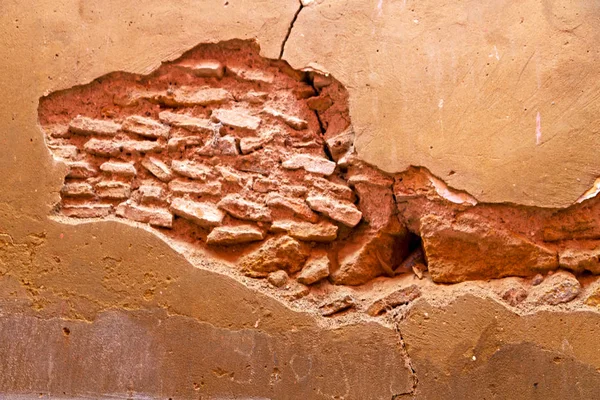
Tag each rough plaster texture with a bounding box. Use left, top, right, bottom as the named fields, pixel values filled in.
left=284, top=0, right=600, bottom=207
left=2, top=0, right=600, bottom=399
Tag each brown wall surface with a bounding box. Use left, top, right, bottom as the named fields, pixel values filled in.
left=2, top=1, right=600, bottom=399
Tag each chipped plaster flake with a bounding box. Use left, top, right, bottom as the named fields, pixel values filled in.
left=428, top=175, right=477, bottom=205
left=576, top=177, right=600, bottom=203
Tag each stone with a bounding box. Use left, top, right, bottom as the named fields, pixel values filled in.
left=234, top=152, right=277, bottom=175
left=265, top=193, right=318, bottom=222
left=319, top=295, right=355, bottom=316
left=47, top=144, right=78, bottom=159
left=263, top=107, right=308, bottom=130
left=211, top=109, right=261, bottom=131
left=279, top=185, right=308, bottom=198
left=122, top=115, right=169, bottom=138
left=69, top=115, right=120, bottom=136
left=60, top=182, right=95, bottom=198
left=420, top=214, right=558, bottom=283
left=168, top=179, right=221, bottom=196
left=65, top=161, right=97, bottom=179
left=171, top=160, right=212, bottom=180
left=267, top=270, right=289, bottom=288
left=297, top=254, right=330, bottom=285
left=152, top=87, right=232, bottom=107
left=530, top=271, right=581, bottom=306
left=501, top=286, right=528, bottom=307
left=331, top=229, right=406, bottom=285
left=178, top=60, right=224, bottom=79
left=305, top=175, right=354, bottom=201
left=95, top=181, right=131, bottom=199
left=584, top=283, right=600, bottom=307
left=115, top=202, right=173, bottom=228
left=559, top=247, right=600, bottom=274
left=206, top=225, right=264, bottom=246
left=306, top=195, right=362, bottom=227
left=367, top=285, right=421, bottom=316
left=137, top=185, right=164, bottom=202
left=239, top=235, right=308, bottom=277
left=99, top=161, right=136, bottom=177
left=270, top=220, right=337, bottom=242
left=218, top=194, right=272, bottom=222
left=282, top=154, right=336, bottom=176
left=353, top=182, right=396, bottom=230
left=83, top=139, right=121, bottom=157
left=532, top=274, right=545, bottom=286
left=61, top=204, right=112, bottom=218
left=169, top=198, right=224, bottom=228
left=141, top=157, right=174, bottom=182
left=158, top=111, right=214, bottom=134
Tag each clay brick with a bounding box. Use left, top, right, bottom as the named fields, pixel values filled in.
left=61, top=203, right=112, bottom=218
left=305, top=175, right=354, bottom=201
left=69, top=115, right=120, bottom=136
left=211, top=109, right=261, bottom=131
left=159, top=111, right=214, bottom=134
left=137, top=185, right=164, bottom=202
left=283, top=154, right=336, bottom=176
left=152, top=87, right=232, bottom=107
left=60, top=182, right=95, bottom=198
left=178, top=60, right=225, bottom=79
left=116, top=202, right=173, bottom=228
left=119, top=140, right=165, bottom=154
left=122, top=115, right=169, bottom=139
left=306, top=195, right=362, bottom=227
left=266, top=193, right=318, bottom=222
left=218, top=194, right=272, bottom=222
left=99, top=161, right=136, bottom=177
left=206, top=225, right=264, bottom=245
left=66, top=161, right=97, bottom=179
left=48, top=144, right=78, bottom=159
left=171, top=160, right=212, bottom=180
left=168, top=179, right=221, bottom=196
left=141, top=157, right=174, bottom=182
left=263, top=107, right=308, bottom=130
left=170, top=198, right=224, bottom=228
left=83, top=139, right=121, bottom=157
left=95, top=181, right=132, bottom=199
left=270, top=220, right=338, bottom=242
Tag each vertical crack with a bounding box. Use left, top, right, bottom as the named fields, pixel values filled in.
left=279, top=1, right=304, bottom=59
left=392, top=309, right=418, bottom=399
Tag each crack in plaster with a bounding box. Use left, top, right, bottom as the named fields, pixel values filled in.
left=279, top=1, right=304, bottom=59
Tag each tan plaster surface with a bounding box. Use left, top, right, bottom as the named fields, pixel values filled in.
left=284, top=0, right=600, bottom=207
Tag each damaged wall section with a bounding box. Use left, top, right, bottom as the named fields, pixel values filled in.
left=38, top=40, right=600, bottom=318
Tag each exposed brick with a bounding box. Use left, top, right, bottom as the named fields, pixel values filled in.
left=211, top=109, right=261, bottom=131
left=241, top=91, right=268, bottom=104
left=60, top=182, right=95, bottom=198
left=48, top=144, right=78, bottom=159
left=305, top=175, right=354, bottom=201
left=168, top=179, right=221, bottom=196
left=141, top=157, right=174, bottom=182
left=306, top=195, right=362, bottom=227
left=152, top=87, right=232, bottom=107
left=229, top=67, right=274, bottom=84
left=69, top=115, right=120, bottom=136
left=171, top=160, right=212, bottom=180
left=137, top=185, right=164, bottom=202
left=116, top=202, right=173, bottom=228
left=66, top=161, right=97, bottom=179
left=122, top=115, right=169, bottom=138
left=218, top=194, right=272, bottom=222
left=283, top=154, right=336, bottom=176
left=119, top=140, right=165, bottom=154
left=167, top=136, right=203, bottom=151
left=240, top=135, right=272, bottom=154
left=263, top=107, right=308, bottom=130
left=266, top=193, right=318, bottom=222
left=270, top=220, right=338, bottom=242
left=95, top=181, right=132, bottom=199
left=99, top=161, right=136, bottom=177
left=206, top=225, right=265, bottom=245
left=196, top=136, right=238, bottom=156
left=170, top=197, right=224, bottom=228
left=83, top=139, right=121, bottom=157
left=178, top=60, right=225, bottom=79
left=297, top=254, right=330, bottom=285
left=61, top=204, right=112, bottom=218
left=159, top=111, right=214, bottom=134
